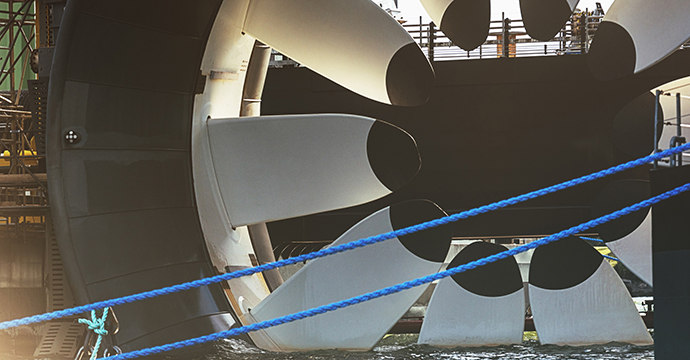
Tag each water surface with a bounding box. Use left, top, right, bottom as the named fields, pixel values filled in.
left=144, top=335, right=654, bottom=360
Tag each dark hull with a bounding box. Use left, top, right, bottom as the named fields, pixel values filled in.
left=263, top=50, right=690, bottom=244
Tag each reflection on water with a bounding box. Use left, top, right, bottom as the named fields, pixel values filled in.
left=140, top=335, right=654, bottom=360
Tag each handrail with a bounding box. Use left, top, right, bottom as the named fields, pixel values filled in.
left=401, top=12, right=602, bottom=61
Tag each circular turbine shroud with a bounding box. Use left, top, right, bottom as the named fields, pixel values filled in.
left=46, top=0, right=236, bottom=351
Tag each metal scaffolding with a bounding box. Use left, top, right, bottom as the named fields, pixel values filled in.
left=0, top=0, right=47, bottom=236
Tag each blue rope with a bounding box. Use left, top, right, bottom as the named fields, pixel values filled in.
left=1, top=143, right=689, bottom=331
left=602, top=254, right=620, bottom=262
left=579, top=237, right=618, bottom=259
left=99, top=182, right=690, bottom=360
left=78, top=308, right=109, bottom=360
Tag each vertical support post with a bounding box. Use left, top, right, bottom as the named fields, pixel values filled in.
left=654, top=90, right=661, bottom=170
left=419, top=16, right=423, bottom=48
left=502, top=18, right=511, bottom=58
left=428, top=22, right=435, bottom=62
left=582, top=9, right=589, bottom=54
left=10, top=113, right=17, bottom=175
left=7, top=0, right=17, bottom=184
left=241, top=41, right=284, bottom=292
left=677, top=93, right=683, bottom=166
left=9, top=0, right=15, bottom=102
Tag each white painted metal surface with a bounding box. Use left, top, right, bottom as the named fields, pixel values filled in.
left=606, top=210, right=653, bottom=286
left=247, top=206, right=445, bottom=351
left=243, top=0, right=418, bottom=105
left=192, top=0, right=271, bottom=322
left=419, top=279, right=524, bottom=347
left=656, top=76, right=690, bottom=97
left=419, top=0, right=453, bottom=26
left=191, top=0, right=426, bottom=329
left=530, top=261, right=653, bottom=346
left=605, top=0, right=690, bottom=73
left=206, top=114, right=392, bottom=227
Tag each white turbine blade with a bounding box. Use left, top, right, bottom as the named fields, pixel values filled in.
left=588, top=0, right=690, bottom=80
left=606, top=211, right=653, bottom=286
left=419, top=242, right=524, bottom=347
left=420, top=0, right=490, bottom=51
left=592, top=180, right=653, bottom=285
left=206, top=114, right=420, bottom=227
left=243, top=0, right=434, bottom=106
left=245, top=200, right=453, bottom=351
left=529, top=237, right=652, bottom=346
left=519, top=0, right=578, bottom=41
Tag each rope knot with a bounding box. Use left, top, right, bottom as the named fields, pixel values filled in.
left=78, top=308, right=110, bottom=359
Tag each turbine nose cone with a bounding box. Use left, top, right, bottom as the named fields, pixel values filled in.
left=440, top=0, right=491, bottom=51
left=529, top=236, right=603, bottom=290
left=520, top=0, right=574, bottom=41
left=366, top=120, right=421, bottom=192
left=385, top=43, right=435, bottom=107
left=587, top=21, right=636, bottom=81
left=390, top=199, right=452, bottom=263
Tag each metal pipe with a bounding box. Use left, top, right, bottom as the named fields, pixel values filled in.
left=241, top=40, right=284, bottom=291
left=678, top=93, right=683, bottom=166
left=247, top=223, right=282, bottom=292
left=654, top=90, right=661, bottom=169
left=241, top=41, right=271, bottom=116
left=8, top=0, right=15, bottom=102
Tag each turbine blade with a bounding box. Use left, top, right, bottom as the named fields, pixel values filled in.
left=611, top=92, right=663, bottom=160
left=245, top=200, right=452, bottom=351
left=529, top=236, right=652, bottom=346
left=592, top=180, right=653, bottom=285
left=420, top=0, right=491, bottom=51
left=419, top=242, right=524, bottom=347
left=207, top=114, right=420, bottom=227
left=243, top=0, right=434, bottom=106
left=520, top=0, right=579, bottom=41
left=588, top=0, right=690, bottom=81
left=605, top=211, right=652, bottom=286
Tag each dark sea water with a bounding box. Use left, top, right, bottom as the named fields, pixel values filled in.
left=139, top=335, right=654, bottom=360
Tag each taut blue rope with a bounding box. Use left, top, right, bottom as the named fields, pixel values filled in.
left=100, top=182, right=690, bottom=360
left=602, top=254, right=620, bottom=262
left=579, top=237, right=618, bottom=260
left=78, top=308, right=110, bottom=360
left=1, top=143, right=688, bottom=331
